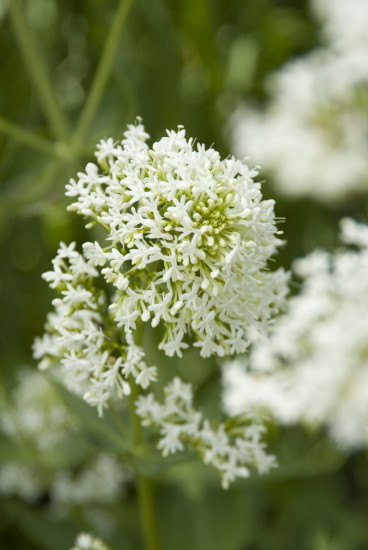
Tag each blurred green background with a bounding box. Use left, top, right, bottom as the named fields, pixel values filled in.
left=1, top=0, right=368, bottom=549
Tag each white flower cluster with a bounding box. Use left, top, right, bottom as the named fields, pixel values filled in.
left=33, top=242, right=157, bottom=416
left=64, top=120, right=286, bottom=359
left=1, top=369, right=76, bottom=449
left=70, top=533, right=110, bottom=550
left=0, top=463, right=44, bottom=502
left=311, top=0, right=368, bottom=52
left=223, top=219, right=368, bottom=450
left=53, top=453, right=130, bottom=505
left=231, top=0, right=368, bottom=202
left=0, top=370, right=132, bottom=505
left=0, top=455, right=130, bottom=507
left=136, top=377, right=276, bottom=489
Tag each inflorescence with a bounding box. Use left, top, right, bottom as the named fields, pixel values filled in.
left=33, top=120, right=287, bottom=486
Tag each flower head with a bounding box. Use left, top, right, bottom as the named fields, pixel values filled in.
left=67, top=120, right=286, bottom=358
left=35, top=120, right=286, bottom=415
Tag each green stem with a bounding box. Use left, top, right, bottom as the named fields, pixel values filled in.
left=0, top=115, right=57, bottom=156
left=129, top=327, right=160, bottom=550
left=8, top=159, right=63, bottom=211
left=129, top=379, right=143, bottom=446
left=8, top=0, right=69, bottom=141
left=136, top=476, right=160, bottom=550
left=73, top=0, right=135, bottom=143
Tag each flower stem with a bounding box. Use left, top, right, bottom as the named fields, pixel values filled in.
left=136, top=475, right=160, bottom=550
left=0, top=115, right=57, bottom=156
left=129, top=329, right=160, bottom=550
left=73, top=0, right=135, bottom=143
left=8, top=0, right=69, bottom=141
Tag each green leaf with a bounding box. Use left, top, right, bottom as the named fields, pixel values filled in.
left=0, top=436, right=36, bottom=462
left=4, top=500, right=76, bottom=550
left=266, top=427, right=345, bottom=481
left=157, top=483, right=256, bottom=550
left=128, top=447, right=196, bottom=477
left=52, top=382, right=131, bottom=454
left=225, top=36, right=258, bottom=93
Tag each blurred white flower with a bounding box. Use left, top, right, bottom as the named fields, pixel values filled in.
left=53, top=453, right=132, bottom=505
left=311, top=0, right=368, bottom=52
left=223, top=219, right=368, bottom=450
left=0, top=463, right=44, bottom=502
left=70, top=533, right=110, bottom=550
left=1, top=369, right=76, bottom=449
left=0, top=370, right=132, bottom=506
left=231, top=0, right=368, bottom=202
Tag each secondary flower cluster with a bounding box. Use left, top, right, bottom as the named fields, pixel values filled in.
left=136, top=377, right=276, bottom=489
left=223, top=219, right=368, bottom=449
left=33, top=242, right=157, bottom=416
left=231, top=0, right=368, bottom=202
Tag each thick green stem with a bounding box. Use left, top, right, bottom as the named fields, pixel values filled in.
left=8, top=0, right=69, bottom=141
left=73, top=0, right=135, bottom=143
left=129, top=390, right=160, bottom=550
left=129, top=328, right=160, bottom=550
left=136, top=476, right=160, bottom=550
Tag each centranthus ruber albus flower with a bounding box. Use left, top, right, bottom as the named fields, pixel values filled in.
left=34, top=120, right=287, bottom=417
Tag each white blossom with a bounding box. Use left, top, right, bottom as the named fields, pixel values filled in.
left=0, top=463, right=44, bottom=502
left=223, top=219, right=368, bottom=450
left=231, top=0, right=368, bottom=203
left=35, top=120, right=286, bottom=471
left=311, top=0, right=368, bottom=52
left=34, top=242, right=156, bottom=416
left=53, top=453, right=132, bottom=505
left=1, top=369, right=76, bottom=450
left=0, top=369, right=132, bottom=506
left=70, top=533, right=110, bottom=550
left=64, top=120, right=286, bottom=359
left=136, top=377, right=276, bottom=489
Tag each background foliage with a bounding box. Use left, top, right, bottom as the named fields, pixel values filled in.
left=0, top=0, right=367, bottom=549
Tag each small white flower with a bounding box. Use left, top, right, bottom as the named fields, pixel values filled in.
left=34, top=244, right=156, bottom=415
left=136, top=377, right=276, bottom=487
left=70, top=532, right=110, bottom=550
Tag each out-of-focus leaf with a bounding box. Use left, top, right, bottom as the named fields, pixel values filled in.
left=36, top=434, right=92, bottom=471
left=0, top=1, right=8, bottom=22
left=129, top=448, right=196, bottom=477
left=157, top=483, right=256, bottom=550
left=0, top=436, right=37, bottom=462
left=266, top=428, right=345, bottom=481
left=52, top=382, right=131, bottom=454
left=225, top=35, right=258, bottom=93
left=4, top=500, right=76, bottom=550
